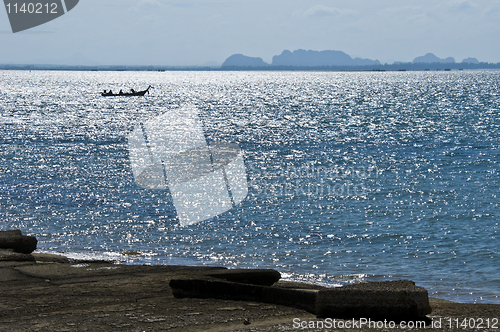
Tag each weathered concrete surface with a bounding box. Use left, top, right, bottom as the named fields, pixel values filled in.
left=0, top=230, right=37, bottom=254
left=316, top=280, right=432, bottom=319
left=0, top=258, right=316, bottom=332
left=0, top=254, right=498, bottom=331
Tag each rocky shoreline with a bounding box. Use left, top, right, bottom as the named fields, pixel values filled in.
left=1, top=230, right=499, bottom=331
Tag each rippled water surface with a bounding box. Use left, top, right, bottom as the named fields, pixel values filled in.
left=1, top=70, right=499, bottom=303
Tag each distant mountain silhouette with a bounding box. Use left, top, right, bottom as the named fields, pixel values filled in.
left=462, top=57, right=479, bottom=64
left=221, top=54, right=269, bottom=68
left=217, top=50, right=496, bottom=71
left=413, top=53, right=455, bottom=64
left=221, top=49, right=380, bottom=68
left=272, top=49, right=380, bottom=67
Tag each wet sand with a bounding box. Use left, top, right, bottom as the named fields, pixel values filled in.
left=0, top=253, right=499, bottom=331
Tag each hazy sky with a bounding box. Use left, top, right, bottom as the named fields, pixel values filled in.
left=1, top=0, right=500, bottom=66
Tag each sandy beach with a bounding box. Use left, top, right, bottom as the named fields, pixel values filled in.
left=0, top=252, right=498, bottom=331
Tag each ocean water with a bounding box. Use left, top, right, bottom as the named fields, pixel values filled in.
left=0, top=69, right=499, bottom=304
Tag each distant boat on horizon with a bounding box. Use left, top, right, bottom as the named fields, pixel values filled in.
left=101, top=85, right=153, bottom=97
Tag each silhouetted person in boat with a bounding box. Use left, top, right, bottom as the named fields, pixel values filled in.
left=130, top=88, right=135, bottom=93
left=108, top=90, right=113, bottom=95
left=119, top=90, right=123, bottom=95
left=103, top=90, right=107, bottom=95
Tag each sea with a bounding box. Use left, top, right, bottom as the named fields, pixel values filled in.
left=0, top=69, right=499, bottom=304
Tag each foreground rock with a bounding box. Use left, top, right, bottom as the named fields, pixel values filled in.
left=0, top=230, right=37, bottom=254
left=316, top=280, right=432, bottom=319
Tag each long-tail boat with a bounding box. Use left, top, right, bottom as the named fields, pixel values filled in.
left=101, top=85, right=153, bottom=97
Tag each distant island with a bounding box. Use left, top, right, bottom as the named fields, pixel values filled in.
left=271, top=49, right=380, bottom=67
left=221, top=54, right=270, bottom=68
left=221, top=49, right=379, bottom=68
left=407, top=53, right=479, bottom=65
left=220, top=50, right=498, bottom=71
left=411, top=53, right=456, bottom=64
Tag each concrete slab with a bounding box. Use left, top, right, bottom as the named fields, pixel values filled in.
left=206, top=268, right=281, bottom=286
left=316, top=280, right=432, bottom=319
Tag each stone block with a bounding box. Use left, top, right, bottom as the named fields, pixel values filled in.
left=170, top=279, right=264, bottom=301
left=206, top=269, right=281, bottom=286
left=170, top=277, right=319, bottom=314
left=263, top=287, right=318, bottom=313
left=0, top=230, right=37, bottom=254
left=316, top=280, right=432, bottom=319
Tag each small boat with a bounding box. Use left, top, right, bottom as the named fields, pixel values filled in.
left=101, top=85, right=153, bottom=97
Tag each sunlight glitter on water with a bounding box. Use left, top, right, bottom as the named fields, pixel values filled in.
left=1, top=70, right=499, bottom=303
